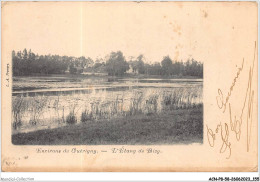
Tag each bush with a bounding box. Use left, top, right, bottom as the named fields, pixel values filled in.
left=81, top=110, right=91, bottom=123
left=66, top=112, right=77, bottom=124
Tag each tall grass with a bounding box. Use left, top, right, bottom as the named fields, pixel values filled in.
left=128, top=91, right=143, bottom=116
left=12, top=96, right=49, bottom=129
left=162, top=87, right=202, bottom=110
left=12, top=96, right=26, bottom=129
left=29, top=96, right=48, bottom=125
left=78, top=87, right=201, bottom=121
left=12, top=87, right=202, bottom=130
left=144, top=94, right=159, bottom=115
left=66, top=99, right=78, bottom=124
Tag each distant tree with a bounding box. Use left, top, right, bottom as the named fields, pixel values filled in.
left=128, top=55, right=145, bottom=74
left=136, top=55, right=145, bottom=74
left=22, top=48, right=28, bottom=60
left=12, top=50, right=19, bottom=76
left=171, top=61, right=184, bottom=76
left=161, top=56, right=173, bottom=75
left=12, top=49, right=203, bottom=78
left=94, top=62, right=102, bottom=69
left=12, top=50, right=16, bottom=58
left=184, top=59, right=203, bottom=77
left=69, top=64, right=77, bottom=74
left=105, top=51, right=129, bottom=76
left=128, top=60, right=138, bottom=73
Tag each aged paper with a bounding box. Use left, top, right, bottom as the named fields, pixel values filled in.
left=1, top=1, right=258, bottom=172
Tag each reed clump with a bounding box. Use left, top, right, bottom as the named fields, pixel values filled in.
left=162, top=87, right=202, bottom=110
left=12, top=87, right=203, bottom=130
left=12, top=96, right=26, bottom=130
left=29, top=96, right=48, bottom=126
left=66, top=111, right=77, bottom=124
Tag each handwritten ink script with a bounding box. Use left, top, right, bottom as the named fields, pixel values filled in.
left=207, top=42, right=256, bottom=159
left=6, top=63, right=10, bottom=87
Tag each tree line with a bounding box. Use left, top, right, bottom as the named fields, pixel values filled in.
left=12, top=49, right=203, bottom=78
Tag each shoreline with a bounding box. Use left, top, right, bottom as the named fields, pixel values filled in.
left=13, top=73, right=203, bottom=79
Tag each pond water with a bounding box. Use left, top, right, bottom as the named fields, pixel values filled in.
left=12, top=76, right=203, bottom=134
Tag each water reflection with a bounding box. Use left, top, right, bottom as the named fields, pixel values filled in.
left=12, top=77, right=203, bottom=134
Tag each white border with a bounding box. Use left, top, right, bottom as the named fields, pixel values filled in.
left=0, top=0, right=259, bottom=181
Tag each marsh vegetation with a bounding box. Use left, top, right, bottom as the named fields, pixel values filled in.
left=12, top=75, right=203, bottom=144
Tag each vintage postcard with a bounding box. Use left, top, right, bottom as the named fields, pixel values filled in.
left=1, top=1, right=258, bottom=172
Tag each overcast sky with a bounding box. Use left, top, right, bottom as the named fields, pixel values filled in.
left=3, top=2, right=257, bottom=63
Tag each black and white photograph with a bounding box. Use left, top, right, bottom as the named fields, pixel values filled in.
left=10, top=2, right=203, bottom=145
